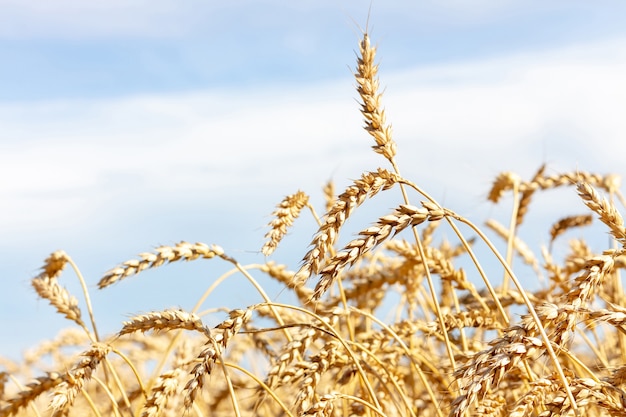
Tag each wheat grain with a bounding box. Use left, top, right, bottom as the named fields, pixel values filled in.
left=474, top=395, right=506, bottom=417
left=301, top=393, right=335, bottom=417
left=488, top=172, right=521, bottom=203
left=451, top=328, right=544, bottom=417
left=519, top=253, right=616, bottom=349
left=41, top=250, right=70, bottom=278
left=510, top=375, right=561, bottom=417
left=29, top=250, right=86, bottom=328
left=295, top=341, right=343, bottom=414
left=266, top=328, right=317, bottom=389
left=429, top=310, right=502, bottom=334
left=540, top=377, right=626, bottom=417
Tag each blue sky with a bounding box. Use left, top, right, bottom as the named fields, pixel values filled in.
left=2, top=1, right=626, bottom=361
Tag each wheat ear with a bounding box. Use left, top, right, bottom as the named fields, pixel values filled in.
left=323, top=179, right=335, bottom=213
left=550, top=214, right=593, bottom=244
left=183, top=308, right=252, bottom=410
left=451, top=329, right=544, bottom=417
left=118, top=309, right=211, bottom=338
left=355, top=32, right=397, bottom=162
left=313, top=202, right=444, bottom=300
left=516, top=164, right=546, bottom=226
left=510, top=376, right=561, bottom=417
left=140, top=369, right=183, bottom=417
left=293, top=168, right=401, bottom=286
left=489, top=171, right=621, bottom=203
left=529, top=253, right=616, bottom=347
left=577, top=182, right=626, bottom=247
left=262, top=190, right=309, bottom=256
left=31, top=251, right=86, bottom=329
left=49, top=343, right=110, bottom=414
left=0, top=372, right=64, bottom=417
left=98, top=242, right=225, bottom=288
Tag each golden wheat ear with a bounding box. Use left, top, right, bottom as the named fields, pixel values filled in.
left=549, top=214, right=593, bottom=244
left=312, top=202, right=445, bottom=300
left=117, top=309, right=211, bottom=338
left=49, top=343, right=110, bottom=414
left=31, top=251, right=86, bottom=328
left=183, top=308, right=252, bottom=410
left=577, top=181, right=626, bottom=247
left=98, top=242, right=225, bottom=289
left=262, top=190, right=309, bottom=256
left=355, top=32, right=397, bottom=163
left=293, top=168, right=401, bottom=287
left=140, top=368, right=184, bottom=417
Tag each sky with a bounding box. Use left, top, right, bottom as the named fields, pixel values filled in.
left=1, top=1, right=626, bottom=362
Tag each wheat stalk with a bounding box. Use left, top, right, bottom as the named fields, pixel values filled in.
left=485, top=218, right=540, bottom=273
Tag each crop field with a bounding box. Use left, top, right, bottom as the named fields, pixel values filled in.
left=1, top=29, right=626, bottom=417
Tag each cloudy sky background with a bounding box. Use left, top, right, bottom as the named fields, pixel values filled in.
left=1, top=1, right=626, bottom=361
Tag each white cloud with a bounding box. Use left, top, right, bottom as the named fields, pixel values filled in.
left=0, top=80, right=365, bottom=234
left=384, top=38, right=626, bottom=181
left=1, top=36, right=626, bottom=238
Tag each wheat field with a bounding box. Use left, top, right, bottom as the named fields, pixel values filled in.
left=2, top=30, right=626, bottom=417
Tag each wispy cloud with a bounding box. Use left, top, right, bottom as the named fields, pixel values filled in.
left=2, top=36, right=625, bottom=238
left=386, top=37, right=626, bottom=178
